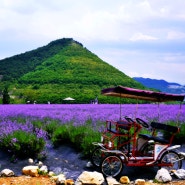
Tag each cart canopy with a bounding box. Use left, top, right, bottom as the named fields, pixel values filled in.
left=101, top=86, right=185, bottom=102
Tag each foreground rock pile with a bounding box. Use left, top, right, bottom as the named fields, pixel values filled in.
left=0, top=159, right=185, bottom=185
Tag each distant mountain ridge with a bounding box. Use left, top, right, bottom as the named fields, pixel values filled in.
left=133, top=77, right=185, bottom=94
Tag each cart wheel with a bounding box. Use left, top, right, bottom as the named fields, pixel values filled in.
left=136, top=118, right=149, bottom=128
left=159, top=151, right=182, bottom=171
left=101, top=154, right=123, bottom=177
left=91, top=146, right=106, bottom=167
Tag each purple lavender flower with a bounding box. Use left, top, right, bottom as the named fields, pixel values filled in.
left=0, top=104, right=184, bottom=133
left=11, top=138, right=17, bottom=143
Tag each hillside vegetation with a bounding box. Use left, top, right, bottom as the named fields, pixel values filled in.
left=0, top=38, right=145, bottom=104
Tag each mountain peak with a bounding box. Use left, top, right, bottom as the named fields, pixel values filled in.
left=0, top=38, right=144, bottom=103
left=47, top=38, right=83, bottom=48
left=133, top=77, right=185, bottom=94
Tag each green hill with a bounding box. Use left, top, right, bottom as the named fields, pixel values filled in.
left=0, top=38, right=145, bottom=104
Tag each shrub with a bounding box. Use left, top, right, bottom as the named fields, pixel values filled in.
left=0, top=130, right=45, bottom=160
left=42, top=120, right=60, bottom=139
left=161, top=121, right=185, bottom=144
left=51, top=123, right=101, bottom=157
left=80, top=131, right=101, bottom=157
left=51, top=125, right=70, bottom=146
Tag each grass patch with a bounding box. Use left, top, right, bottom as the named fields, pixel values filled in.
left=51, top=123, right=101, bottom=157
left=0, top=130, right=45, bottom=160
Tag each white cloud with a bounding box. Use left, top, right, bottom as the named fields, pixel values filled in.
left=130, top=33, right=158, bottom=41
left=167, top=31, right=185, bottom=40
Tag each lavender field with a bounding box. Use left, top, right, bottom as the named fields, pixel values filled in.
left=0, top=104, right=185, bottom=124
left=0, top=104, right=185, bottom=159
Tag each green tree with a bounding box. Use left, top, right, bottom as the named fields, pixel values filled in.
left=2, top=86, right=10, bottom=104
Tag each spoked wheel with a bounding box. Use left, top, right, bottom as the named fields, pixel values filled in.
left=159, top=151, right=182, bottom=171
left=101, top=155, right=123, bottom=177
left=91, top=146, right=106, bottom=167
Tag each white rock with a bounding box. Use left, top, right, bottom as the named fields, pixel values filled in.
left=173, top=169, right=185, bottom=179
left=86, top=161, right=93, bottom=168
left=0, top=169, right=14, bottom=177
left=39, top=165, right=48, bottom=173
left=135, top=179, right=145, bottom=185
left=75, top=171, right=104, bottom=185
left=107, top=176, right=121, bottom=185
left=28, top=158, right=34, bottom=164
left=48, top=171, right=55, bottom=177
left=38, top=161, right=43, bottom=167
left=22, top=165, right=39, bottom=177
left=155, top=168, right=172, bottom=183
left=56, top=174, right=66, bottom=184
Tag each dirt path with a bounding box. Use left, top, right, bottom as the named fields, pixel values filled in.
left=0, top=176, right=56, bottom=185
left=0, top=143, right=90, bottom=180
left=0, top=144, right=185, bottom=183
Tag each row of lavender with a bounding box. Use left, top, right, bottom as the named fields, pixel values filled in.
left=0, top=104, right=184, bottom=159
left=1, top=104, right=185, bottom=123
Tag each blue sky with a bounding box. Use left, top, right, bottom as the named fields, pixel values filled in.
left=0, top=0, right=185, bottom=85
